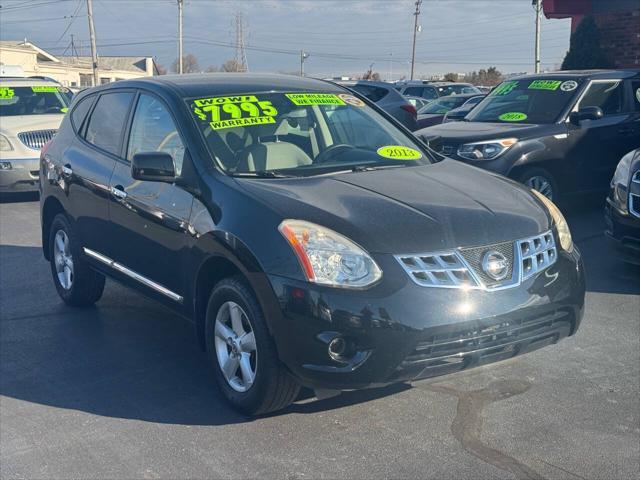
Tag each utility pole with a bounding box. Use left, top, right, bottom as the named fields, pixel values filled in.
left=177, top=0, right=184, bottom=74
left=86, top=0, right=99, bottom=86
left=534, top=0, right=542, bottom=73
left=300, top=50, right=309, bottom=76
left=410, top=0, right=422, bottom=80
left=389, top=53, right=393, bottom=82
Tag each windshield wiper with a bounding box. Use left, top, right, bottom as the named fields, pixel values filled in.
left=350, top=164, right=409, bottom=173
left=231, top=170, right=294, bottom=178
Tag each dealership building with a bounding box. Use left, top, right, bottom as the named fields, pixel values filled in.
left=0, top=41, right=158, bottom=87
left=543, top=0, right=640, bottom=68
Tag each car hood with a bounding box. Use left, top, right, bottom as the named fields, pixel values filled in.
left=416, top=120, right=558, bottom=143
left=237, top=160, right=551, bottom=254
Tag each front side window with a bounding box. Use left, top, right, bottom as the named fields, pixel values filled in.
left=466, top=78, right=582, bottom=124
left=0, top=85, right=71, bottom=117
left=578, top=81, right=624, bottom=115
left=437, top=85, right=481, bottom=96
left=127, top=94, right=185, bottom=175
left=188, top=91, right=430, bottom=177
left=84, top=92, right=134, bottom=156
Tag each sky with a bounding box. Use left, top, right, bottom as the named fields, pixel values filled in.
left=0, top=0, right=572, bottom=79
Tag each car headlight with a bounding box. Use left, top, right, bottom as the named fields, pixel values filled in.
left=610, top=151, right=634, bottom=213
left=457, top=138, right=517, bottom=160
left=531, top=189, right=573, bottom=252
left=0, top=134, right=13, bottom=152
left=279, top=220, right=382, bottom=288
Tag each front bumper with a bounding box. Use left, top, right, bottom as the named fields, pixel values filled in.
left=0, top=157, right=40, bottom=192
left=266, top=246, right=585, bottom=390
left=604, top=198, right=640, bottom=265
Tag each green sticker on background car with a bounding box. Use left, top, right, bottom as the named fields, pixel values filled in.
left=285, top=93, right=345, bottom=106
left=377, top=145, right=423, bottom=160
left=192, top=94, right=279, bottom=131
left=491, top=81, right=519, bottom=96
left=0, top=87, right=14, bottom=99
left=60, top=108, right=68, bottom=113
left=528, top=80, right=562, bottom=91
left=31, top=86, right=59, bottom=93
left=499, top=112, right=527, bottom=122
left=636, top=88, right=640, bottom=104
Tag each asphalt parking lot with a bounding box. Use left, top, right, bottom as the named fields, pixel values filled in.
left=0, top=194, right=638, bottom=480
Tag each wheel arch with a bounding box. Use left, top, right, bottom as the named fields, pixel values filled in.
left=41, top=195, right=65, bottom=261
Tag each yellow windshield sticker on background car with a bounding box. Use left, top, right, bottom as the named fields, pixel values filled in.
left=285, top=93, right=346, bottom=106
left=60, top=108, right=68, bottom=113
left=528, top=80, right=561, bottom=91
left=31, top=86, right=59, bottom=93
left=491, top=81, right=519, bottom=96
left=0, top=87, right=14, bottom=99
left=636, top=88, right=640, bottom=104
left=377, top=145, right=423, bottom=160
left=499, top=112, right=528, bottom=122
left=192, top=95, right=278, bottom=131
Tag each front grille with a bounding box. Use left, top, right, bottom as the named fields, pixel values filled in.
left=459, top=240, right=515, bottom=288
left=630, top=193, right=640, bottom=219
left=396, top=230, right=557, bottom=291
left=390, top=310, right=573, bottom=382
left=18, top=129, right=57, bottom=150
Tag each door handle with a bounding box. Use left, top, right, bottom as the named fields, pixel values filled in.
left=110, top=185, right=127, bottom=200
left=61, top=164, right=73, bottom=177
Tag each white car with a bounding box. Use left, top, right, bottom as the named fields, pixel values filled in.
left=0, top=78, right=72, bottom=192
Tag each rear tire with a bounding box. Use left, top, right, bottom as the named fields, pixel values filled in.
left=517, top=167, right=558, bottom=202
left=49, top=214, right=105, bottom=306
left=205, top=276, right=300, bottom=415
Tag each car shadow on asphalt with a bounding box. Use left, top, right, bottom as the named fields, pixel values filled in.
left=0, top=244, right=416, bottom=425
left=0, top=192, right=39, bottom=204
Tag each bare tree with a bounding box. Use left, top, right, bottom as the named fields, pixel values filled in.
left=220, top=59, right=245, bottom=72
left=172, top=53, right=200, bottom=74
left=443, top=72, right=459, bottom=82
left=205, top=65, right=219, bottom=73
left=156, top=63, right=168, bottom=75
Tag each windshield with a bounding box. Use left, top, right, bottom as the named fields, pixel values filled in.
left=466, top=78, right=581, bottom=124
left=189, top=91, right=430, bottom=177
left=419, top=96, right=468, bottom=114
left=0, top=85, right=71, bottom=116
left=437, top=84, right=480, bottom=96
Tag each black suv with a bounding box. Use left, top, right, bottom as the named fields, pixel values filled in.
left=418, top=70, right=640, bottom=201
left=40, top=74, right=585, bottom=415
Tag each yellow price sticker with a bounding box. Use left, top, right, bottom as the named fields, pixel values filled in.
left=31, top=86, right=59, bottom=93
left=0, top=87, right=14, bottom=99
left=192, top=94, right=279, bottom=131
left=377, top=145, right=423, bottom=160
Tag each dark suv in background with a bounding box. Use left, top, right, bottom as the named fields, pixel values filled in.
left=418, top=70, right=640, bottom=201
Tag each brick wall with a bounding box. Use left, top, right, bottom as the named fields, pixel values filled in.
left=594, top=9, right=640, bottom=68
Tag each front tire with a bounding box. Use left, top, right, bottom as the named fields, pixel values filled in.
left=205, top=276, right=300, bottom=415
left=48, top=214, right=105, bottom=306
left=517, top=167, right=558, bottom=202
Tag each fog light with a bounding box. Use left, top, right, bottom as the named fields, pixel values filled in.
left=328, top=337, right=348, bottom=361
left=0, top=162, right=12, bottom=170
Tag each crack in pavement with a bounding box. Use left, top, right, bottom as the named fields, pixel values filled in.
left=423, top=379, right=546, bottom=480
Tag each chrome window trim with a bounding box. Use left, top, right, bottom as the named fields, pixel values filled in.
left=83, top=247, right=183, bottom=303
left=395, top=230, right=556, bottom=291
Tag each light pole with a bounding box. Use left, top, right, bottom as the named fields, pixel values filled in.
left=410, top=0, right=422, bottom=80
left=177, top=0, right=184, bottom=74
left=300, top=50, right=309, bottom=76
left=534, top=0, right=542, bottom=73
left=86, top=0, right=99, bottom=86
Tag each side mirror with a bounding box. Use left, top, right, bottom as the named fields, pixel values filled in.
left=131, top=152, right=175, bottom=183
left=569, top=106, right=604, bottom=125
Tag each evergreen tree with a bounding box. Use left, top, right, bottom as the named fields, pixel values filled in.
left=561, top=16, right=612, bottom=70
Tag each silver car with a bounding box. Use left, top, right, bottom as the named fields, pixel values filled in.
left=338, top=80, right=417, bottom=131
left=0, top=78, right=71, bottom=192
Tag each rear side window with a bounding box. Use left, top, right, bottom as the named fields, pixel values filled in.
left=70, top=95, right=95, bottom=132
left=85, top=92, right=134, bottom=156
left=579, top=81, right=624, bottom=115
left=351, top=85, right=388, bottom=102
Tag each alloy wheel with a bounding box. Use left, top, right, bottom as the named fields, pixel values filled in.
left=53, top=230, right=74, bottom=290
left=214, top=301, right=257, bottom=393
left=525, top=175, right=554, bottom=201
